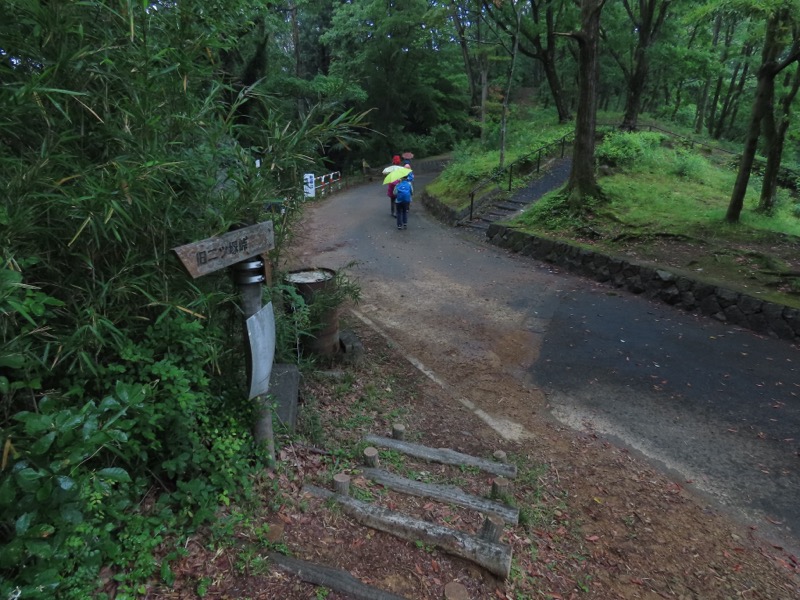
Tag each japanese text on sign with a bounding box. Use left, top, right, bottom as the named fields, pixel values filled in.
left=195, top=237, right=249, bottom=268
left=172, top=221, right=275, bottom=278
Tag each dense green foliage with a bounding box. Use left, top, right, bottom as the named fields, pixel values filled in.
left=512, top=129, right=800, bottom=238
left=3, top=0, right=800, bottom=596
left=0, top=1, right=363, bottom=597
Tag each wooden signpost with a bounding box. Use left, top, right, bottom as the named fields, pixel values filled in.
left=173, top=221, right=277, bottom=466
left=172, top=222, right=274, bottom=279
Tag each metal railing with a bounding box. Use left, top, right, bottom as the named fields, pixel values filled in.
left=469, top=132, right=574, bottom=221
left=314, top=171, right=343, bottom=197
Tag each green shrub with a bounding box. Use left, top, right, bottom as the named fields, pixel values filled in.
left=671, top=148, right=710, bottom=181
left=596, top=131, right=665, bottom=168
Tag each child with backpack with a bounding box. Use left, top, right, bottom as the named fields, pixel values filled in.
left=393, top=175, right=413, bottom=230
left=387, top=179, right=399, bottom=217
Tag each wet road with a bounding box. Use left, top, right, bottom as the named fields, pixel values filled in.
left=287, top=170, right=800, bottom=554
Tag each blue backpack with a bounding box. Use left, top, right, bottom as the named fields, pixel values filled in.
left=394, top=180, right=412, bottom=203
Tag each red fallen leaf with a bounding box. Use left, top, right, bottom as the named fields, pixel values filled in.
left=430, top=560, right=440, bottom=573
left=494, top=589, right=506, bottom=599
left=585, top=535, right=600, bottom=542
left=630, top=578, right=644, bottom=585
left=415, top=564, right=424, bottom=575
left=733, top=564, right=742, bottom=572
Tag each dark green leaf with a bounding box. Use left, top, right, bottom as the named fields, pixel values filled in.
left=29, top=431, right=57, bottom=455
left=15, top=512, right=33, bottom=535
left=96, top=467, right=131, bottom=483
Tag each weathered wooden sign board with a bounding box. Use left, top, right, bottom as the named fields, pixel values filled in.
left=172, top=221, right=274, bottom=278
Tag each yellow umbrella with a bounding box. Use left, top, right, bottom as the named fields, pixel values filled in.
left=383, top=167, right=412, bottom=184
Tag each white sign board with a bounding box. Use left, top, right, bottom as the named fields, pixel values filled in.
left=246, top=302, right=276, bottom=400
left=303, top=173, right=315, bottom=198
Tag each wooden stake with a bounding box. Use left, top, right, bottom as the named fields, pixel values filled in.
left=443, top=581, right=469, bottom=600
left=392, top=423, right=406, bottom=440
left=364, top=446, right=380, bottom=468
left=303, top=484, right=512, bottom=578
left=492, top=450, right=507, bottom=463
left=270, top=553, right=407, bottom=600
left=478, top=514, right=504, bottom=543
left=333, top=473, right=351, bottom=496
left=364, top=434, right=517, bottom=478
left=363, top=467, right=519, bottom=525
left=491, top=477, right=510, bottom=500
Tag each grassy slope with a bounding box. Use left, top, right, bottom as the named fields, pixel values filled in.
left=433, top=110, right=800, bottom=307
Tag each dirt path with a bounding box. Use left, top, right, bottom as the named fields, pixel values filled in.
left=280, top=174, right=800, bottom=598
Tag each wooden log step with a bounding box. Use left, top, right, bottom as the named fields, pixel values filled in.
left=303, top=484, right=512, bottom=579
left=363, top=467, right=519, bottom=525
left=269, top=553, right=409, bottom=600
left=363, top=435, right=517, bottom=479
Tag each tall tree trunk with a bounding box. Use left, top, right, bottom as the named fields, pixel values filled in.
left=759, top=63, right=800, bottom=212
left=564, top=0, right=606, bottom=204
left=538, top=42, right=572, bottom=122
left=619, top=0, right=672, bottom=131
left=726, top=13, right=797, bottom=223
left=723, top=57, right=752, bottom=137
left=479, top=54, right=490, bottom=143
left=484, top=0, right=572, bottom=122
left=536, top=2, right=572, bottom=122
left=712, top=59, right=743, bottom=139
left=499, top=4, right=522, bottom=168
left=695, top=13, right=723, bottom=134
left=707, top=19, right=736, bottom=136
left=450, top=2, right=479, bottom=113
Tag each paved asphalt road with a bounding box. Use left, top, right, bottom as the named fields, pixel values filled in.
left=289, top=170, right=800, bottom=554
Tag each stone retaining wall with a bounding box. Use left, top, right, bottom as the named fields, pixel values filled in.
left=486, top=223, right=800, bottom=342
left=419, top=187, right=504, bottom=227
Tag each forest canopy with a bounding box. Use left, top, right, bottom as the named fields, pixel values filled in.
left=2, top=0, right=800, bottom=597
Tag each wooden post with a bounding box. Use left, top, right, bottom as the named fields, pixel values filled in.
left=491, top=477, right=510, bottom=500
left=492, top=450, right=507, bottom=463
left=333, top=473, right=351, bottom=496
left=237, top=259, right=275, bottom=469
left=478, top=514, right=504, bottom=543
left=443, top=581, right=469, bottom=600
left=469, top=191, right=475, bottom=221
left=364, top=446, right=380, bottom=468
left=173, top=223, right=276, bottom=468
left=392, top=424, right=406, bottom=440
